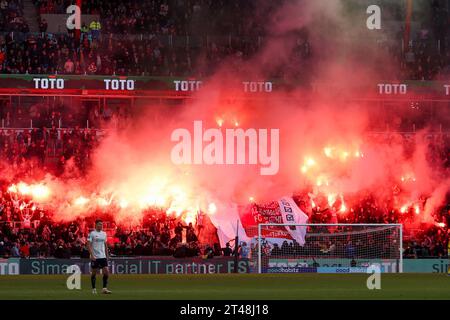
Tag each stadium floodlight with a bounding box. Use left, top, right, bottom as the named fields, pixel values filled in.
left=255, top=224, right=402, bottom=274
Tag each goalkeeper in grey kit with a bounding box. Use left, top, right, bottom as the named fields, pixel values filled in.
left=87, top=219, right=112, bottom=294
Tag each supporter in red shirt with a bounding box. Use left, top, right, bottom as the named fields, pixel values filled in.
left=20, top=242, right=30, bottom=258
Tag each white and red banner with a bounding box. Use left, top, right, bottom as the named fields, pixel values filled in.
left=278, top=197, right=309, bottom=245
left=207, top=203, right=250, bottom=248
left=238, top=197, right=309, bottom=245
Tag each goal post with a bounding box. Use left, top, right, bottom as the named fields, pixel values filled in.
left=255, top=223, right=402, bottom=274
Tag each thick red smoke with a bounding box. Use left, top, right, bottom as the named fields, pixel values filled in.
left=2, top=0, right=449, bottom=231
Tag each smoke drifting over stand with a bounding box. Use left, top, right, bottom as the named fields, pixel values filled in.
left=5, top=0, right=448, bottom=231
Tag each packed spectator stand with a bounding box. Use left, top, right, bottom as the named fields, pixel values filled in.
left=0, top=122, right=447, bottom=260
left=0, top=1, right=444, bottom=78
left=0, top=1, right=448, bottom=261
left=0, top=0, right=28, bottom=33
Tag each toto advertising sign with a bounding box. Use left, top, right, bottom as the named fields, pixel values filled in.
left=19, top=257, right=250, bottom=275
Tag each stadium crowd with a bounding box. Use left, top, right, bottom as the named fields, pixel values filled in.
left=34, top=0, right=260, bottom=36
left=0, top=209, right=217, bottom=259
left=0, top=190, right=448, bottom=259
left=0, top=1, right=445, bottom=78
left=0, top=116, right=445, bottom=260
left=0, top=125, right=100, bottom=173
left=0, top=31, right=260, bottom=76
left=0, top=0, right=28, bottom=32
left=0, top=1, right=447, bottom=261
left=299, top=197, right=449, bottom=260
left=0, top=148, right=448, bottom=261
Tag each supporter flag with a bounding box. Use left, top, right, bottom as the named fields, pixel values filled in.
left=208, top=203, right=250, bottom=248
left=277, top=197, right=309, bottom=245
left=238, top=197, right=309, bottom=245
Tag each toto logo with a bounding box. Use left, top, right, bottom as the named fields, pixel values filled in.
left=104, top=79, right=135, bottom=91
left=173, top=80, right=202, bottom=92
left=243, top=81, right=273, bottom=93
left=33, top=78, right=65, bottom=89
left=0, top=262, right=19, bottom=275
left=377, top=83, right=407, bottom=95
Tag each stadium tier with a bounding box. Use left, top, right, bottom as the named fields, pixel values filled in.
left=0, top=0, right=449, bottom=301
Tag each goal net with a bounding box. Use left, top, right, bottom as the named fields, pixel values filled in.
left=253, top=224, right=402, bottom=274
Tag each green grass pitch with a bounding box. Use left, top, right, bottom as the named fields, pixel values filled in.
left=0, top=274, right=450, bottom=300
